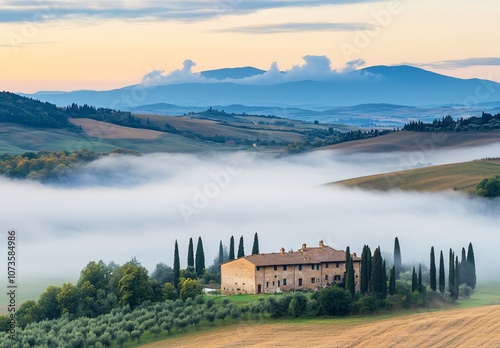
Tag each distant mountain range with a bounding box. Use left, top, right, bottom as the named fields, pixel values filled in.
left=25, top=65, right=500, bottom=123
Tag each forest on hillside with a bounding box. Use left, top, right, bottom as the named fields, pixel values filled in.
left=403, top=112, right=500, bottom=132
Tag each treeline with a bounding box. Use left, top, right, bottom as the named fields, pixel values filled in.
left=403, top=112, right=500, bottom=132
left=285, top=129, right=393, bottom=153
left=0, top=149, right=139, bottom=180
left=476, top=175, right=500, bottom=197
left=0, top=92, right=79, bottom=130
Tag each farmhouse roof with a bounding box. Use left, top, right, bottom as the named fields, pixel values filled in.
left=239, top=243, right=360, bottom=267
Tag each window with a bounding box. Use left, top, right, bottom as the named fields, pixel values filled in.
left=334, top=275, right=341, bottom=281
left=274, top=265, right=277, bottom=271
left=283, top=265, right=287, bottom=271
left=316, top=264, right=320, bottom=270
left=278, top=280, right=280, bottom=287
left=266, top=282, right=269, bottom=288
left=325, top=263, right=329, bottom=269
left=272, top=281, right=275, bottom=286
left=298, top=265, right=302, bottom=271
left=283, top=279, right=287, bottom=286
left=324, top=275, right=328, bottom=280
left=258, top=284, right=262, bottom=293
left=256, top=266, right=260, bottom=271
left=311, top=278, right=315, bottom=284
left=311, top=264, right=315, bottom=270
left=298, top=278, right=302, bottom=286
left=336, top=262, right=339, bottom=268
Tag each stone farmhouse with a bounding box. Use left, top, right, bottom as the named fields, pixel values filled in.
left=221, top=241, right=361, bottom=295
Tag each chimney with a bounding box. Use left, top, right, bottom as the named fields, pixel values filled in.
left=280, top=247, right=285, bottom=254
left=319, top=240, right=324, bottom=248
left=353, top=252, right=357, bottom=257
left=302, top=243, right=307, bottom=251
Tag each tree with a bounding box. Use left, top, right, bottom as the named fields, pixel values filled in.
left=57, top=282, right=80, bottom=315
left=229, top=236, right=235, bottom=260
left=16, top=300, right=42, bottom=328
left=173, top=240, right=180, bottom=290
left=187, top=238, right=194, bottom=268
left=218, top=240, right=224, bottom=271
left=430, top=247, right=437, bottom=292
left=360, top=245, right=371, bottom=294
left=180, top=278, right=203, bottom=301
left=411, top=267, right=418, bottom=292
left=439, top=250, right=446, bottom=295
left=417, top=264, right=423, bottom=291
left=118, top=262, right=154, bottom=308
left=370, top=246, right=385, bottom=297
left=394, top=237, right=402, bottom=279
left=150, top=262, right=174, bottom=285
left=252, top=232, right=259, bottom=255
left=453, top=256, right=460, bottom=300
left=389, top=266, right=396, bottom=295
left=163, top=282, right=177, bottom=301
left=195, top=236, right=205, bottom=277
left=237, top=236, right=245, bottom=258
left=449, top=249, right=456, bottom=299
left=460, top=247, right=467, bottom=284
left=466, top=242, right=476, bottom=289
left=77, top=260, right=110, bottom=293
left=345, top=246, right=355, bottom=296
left=38, top=286, right=62, bottom=320
left=312, top=287, right=353, bottom=316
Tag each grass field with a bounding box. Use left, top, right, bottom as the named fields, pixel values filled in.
left=332, top=160, right=500, bottom=193
left=140, top=284, right=500, bottom=348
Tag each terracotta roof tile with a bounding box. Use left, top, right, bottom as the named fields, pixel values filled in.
left=239, top=246, right=360, bottom=267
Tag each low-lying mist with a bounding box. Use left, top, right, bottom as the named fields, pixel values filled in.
left=1, top=144, right=500, bottom=285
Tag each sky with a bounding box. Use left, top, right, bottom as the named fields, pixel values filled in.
left=1, top=0, right=500, bottom=93
left=1, top=146, right=500, bottom=287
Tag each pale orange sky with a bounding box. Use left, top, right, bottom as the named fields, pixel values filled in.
left=1, top=0, right=499, bottom=93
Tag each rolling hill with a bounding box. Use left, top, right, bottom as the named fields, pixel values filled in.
left=332, top=160, right=500, bottom=194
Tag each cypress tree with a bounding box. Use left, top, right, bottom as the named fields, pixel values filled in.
left=370, top=247, right=383, bottom=296
left=418, top=264, right=423, bottom=291
left=237, top=236, right=245, bottom=258
left=195, top=236, right=205, bottom=277
left=430, top=247, right=437, bottom=292
left=218, top=240, right=224, bottom=270
left=251, top=232, right=259, bottom=255
left=466, top=243, right=476, bottom=289
left=187, top=237, right=194, bottom=268
left=173, top=240, right=180, bottom=290
left=460, top=247, right=467, bottom=285
left=381, top=260, right=388, bottom=298
left=411, top=266, right=417, bottom=292
left=229, top=236, right=235, bottom=260
left=448, top=249, right=455, bottom=297
left=453, top=256, right=460, bottom=300
left=360, top=245, right=371, bottom=294
left=439, top=250, right=445, bottom=295
left=345, top=246, right=355, bottom=296
left=389, top=265, right=396, bottom=295
left=394, top=237, right=402, bottom=279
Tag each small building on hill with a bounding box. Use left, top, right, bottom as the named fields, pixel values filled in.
left=221, top=241, right=361, bottom=295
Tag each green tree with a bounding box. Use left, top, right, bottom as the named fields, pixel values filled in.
left=360, top=245, right=371, bottom=294
left=57, top=282, right=80, bottom=315
left=453, top=256, right=460, bottom=300
left=411, top=267, right=418, bottom=292
left=229, top=236, right=235, bottom=260
left=476, top=175, right=500, bottom=197
left=394, top=237, right=402, bottom=279
left=345, top=246, right=355, bottom=296
left=381, top=260, right=388, bottom=298
left=150, top=262, right=174, bottom=285
left=163, top=282, right=178, bottom=301
left=180, top=279, right=203, bottom=301
left=449, top=249, right=456, bottom=299
left=389, top=265, right=396, bottom=295
left=370, top=246, right=385, bottom=297
left=187, top=237, right=194, bottom=268
left=417, top=264, right=423, bottom=291
left=439, top=250, right=446, bottom=295
left=218, top=240, right=224, bottom=271
left=237, top=236, right=245, bottom=258
left=466, top=242, right=476, bottom=289
left=77, top=260, right=110, bottom=293
left=252, top=232, right=260, bottom=255
left=16, top=300, right=42, bottom=328
left=118, top=262, right=154, bottom=308
left=312, top=287, right=353, bottom=316
left=174, top=240, right=180, bottom=290
left=430, top=247, right=437, bottom=292
left=460, top=247, right=467, bottom=285
left=288, top=293, right=308, bottom=317
left=38, top=286, right=62, bottom=320
left=195, top=236, right=205, bottom=277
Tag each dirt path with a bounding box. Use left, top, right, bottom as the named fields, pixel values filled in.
left=141, top=305, right=500, bottom=347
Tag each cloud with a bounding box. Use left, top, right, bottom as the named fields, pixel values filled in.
left=216, top=22, right=377, bottom=34
left=1, top=145, right=500, bottom=286
left=141, top=55, right=370, bottom=86
left=0, top=0, right=383, bottom=23
left=417, top=57, right=500, bottom=70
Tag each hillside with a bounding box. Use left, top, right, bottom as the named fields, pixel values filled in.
left=141, top=305, right=500, bottom=348
left=321, top=130, right=500, bottom=153
left=332, top=160, right=500, bottom=193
